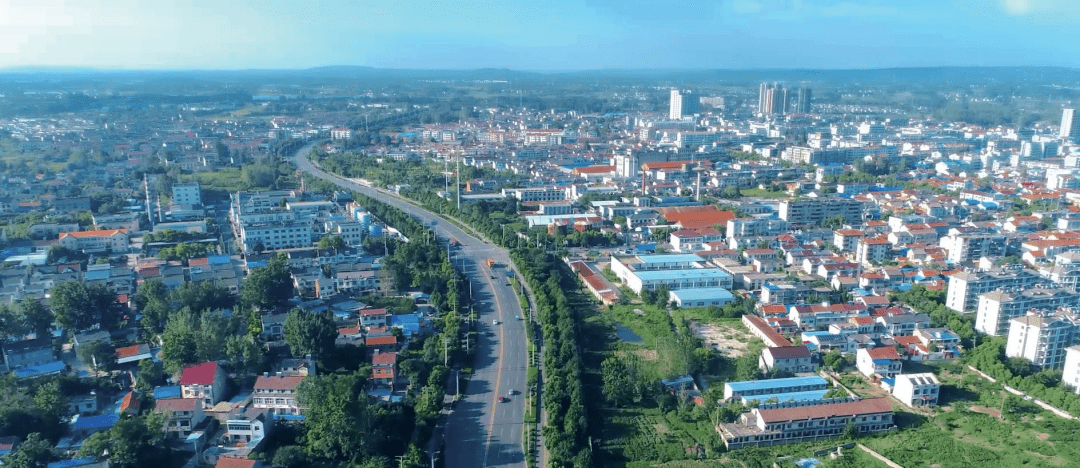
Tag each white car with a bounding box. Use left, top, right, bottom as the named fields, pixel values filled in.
left=493, top=319, right=500, bottom=325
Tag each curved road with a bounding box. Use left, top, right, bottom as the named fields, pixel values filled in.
left=292, top=146, right=527, bottom=468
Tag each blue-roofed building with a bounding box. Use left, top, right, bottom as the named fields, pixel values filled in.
left=723, top=376, right=829, bottom=401
left=153, top=385, right=182, bottom=400
left=737, top=389, right=829, bottom=405
left=668, top=287, right=735, bottom=308
left=47, top=458, right=100, bottom=468
left=83, top=269, right=111, bottom=281
left=13, top=360, right=65, bottom=379
left=207, top=255, right=231, bottom=265
left=71, top=413, right=119, bottom=436
left=391, top=314, right=423, bottom=336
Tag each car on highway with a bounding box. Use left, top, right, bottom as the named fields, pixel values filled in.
left=498, top=396, right=508, bottom=403
left=508, top=389, right=516, bottom=396
left=515, top=315, right=521, bottom=320
left=493, top=319, right=500, bottom=325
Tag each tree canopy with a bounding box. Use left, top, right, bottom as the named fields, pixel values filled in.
left=48, top=281, right=123, bottom=332
left=283, top=308, right=338, bottom=363
left=241, top=253, right=294, bottom=311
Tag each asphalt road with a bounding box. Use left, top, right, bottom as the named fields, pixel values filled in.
left=291, top=146, right=527, bottom=468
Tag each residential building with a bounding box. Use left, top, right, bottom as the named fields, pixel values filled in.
left=359, top=308, right=388, bottom=329
left=778, top=199, right=865, bottom=226
left=372, top=351, right=398, bottom=388
left=759, top=346, right=815, bottom=374
left=940, top=232, right=1009, bottom=264
left=758, top=82, right=788, bottom=115
left=760, top=281, right=811, bottom=305
left=57, top=229, right=129, bottom=253
left=2, top=338, right=56, bottom=371
left=669, top=89, right=699, bottom=119
left=225, top=408, right=271, bottom=445
left=1006, top=313, right=1080, bottom=369
left=875, top=313, right=929, bottom=337
left=892, top=373, right=940, bottom=407
left=946, top=268, right=1041, bottom=312
left=727, top=218, right=790, bottom=239
left=718, top=397, right=894, bottom=449
left=856, top=236, right=891, bottom=265
left=856, top=347, right=903, bottom=378
left=180, top=362, right=227, bottom=408
left=795, top=88, right=812, bottom=114
left=832, top=229, right=864, bottom=253
left=156, top=398, right=205, bottom=439
left=1063, top=346, right=1080, bottom=394
left=172, top=182, right=202, bottom=206
left=1062, top=108, right=1080, bottom=140
left=976, top=287, right=1080, bottom=336
left=253, top=374, right=304, bottom=416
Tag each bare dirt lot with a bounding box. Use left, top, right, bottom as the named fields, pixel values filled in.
left=689, top=321, right=750, bottom=357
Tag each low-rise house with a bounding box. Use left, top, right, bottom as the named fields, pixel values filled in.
left=2, top=338, right=56, bottom=371
left=891, top=373, right=940, bottom=407
left=856, top=347, right=903, bottom=378
left=253, top=373, right=304, bottom=416
left=359, top=308, right=388, bottom=329
left=759, top=346, right=815, bottom=374
left=718, top=397, right=894, bottom=449
left=876, top=313, right=930, bottom=337
left=180, top=362, right=227, bottom=408
left=371, top=352, right=398, bottom=389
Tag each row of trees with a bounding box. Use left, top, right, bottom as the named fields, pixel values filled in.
left=512, top=247, right=593, bottom=467
left=966, top=338, right=1080, bottom=416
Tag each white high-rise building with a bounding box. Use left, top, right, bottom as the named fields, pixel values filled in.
left=1062, top=109, right=1080, bottom=140
left=669, top=89, right=699, bottom=120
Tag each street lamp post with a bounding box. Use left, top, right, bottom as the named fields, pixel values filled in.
left=429, top=450, right=441, bottom=468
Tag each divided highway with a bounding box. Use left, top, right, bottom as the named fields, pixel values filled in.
left=292, top=147, right=528, bottom=467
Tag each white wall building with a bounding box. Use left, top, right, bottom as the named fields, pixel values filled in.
left=892, top=373, right=940, bottom=408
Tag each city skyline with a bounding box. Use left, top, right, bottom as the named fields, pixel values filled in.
left=1, top=0, right=1079, bottom=71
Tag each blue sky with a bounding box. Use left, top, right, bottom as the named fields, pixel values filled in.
left=0, top=0, right=1077, bottom=70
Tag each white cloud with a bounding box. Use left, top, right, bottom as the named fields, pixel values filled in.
left=1003, top=0, right=1033, bottom=15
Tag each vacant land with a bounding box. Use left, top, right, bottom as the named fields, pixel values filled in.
left=687, top=321, right=750, bottom=357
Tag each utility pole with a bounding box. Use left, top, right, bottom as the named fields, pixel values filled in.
left=394, top=455, right=405, bottom=468
left=429, top=450, right=441, bottom=468
left=456, top=154, right=461, bottom=211
left=443, top=334, right=449, bottom=367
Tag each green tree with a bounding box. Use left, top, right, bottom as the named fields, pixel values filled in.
left=822, top=214, right=847, bottom=229
left=241, top=253, right=293, bottom=311
left=1, top=432, right=54, bottom=468
left=224, top=334, right=266, bottom=375
left=317, top=235, right=346, bottom=251
left=76, top=339, right=117, bottom=372
left=32, top=381, right=66, bottom=425
left=76, top=413, right=168, bottom=468
left=654, top=284, right=670, bottom=308
left=272, top=445, right=310, bottom=468
left=283, top=308, right=337, bottom=362
left=15, top=299, right=53, bottom=339
left=48, top=281, right=123, bottom=332
left=298, top=373, right=382, bottom=461
left=601, top=356, right=635, bottom=407
left=159, top=309, right=199, bottom=375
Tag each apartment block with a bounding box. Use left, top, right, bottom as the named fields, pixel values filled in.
left=976, top=287, right=1080, bottom=336
left=1006, top=313, right=1080, bottom=369
left=946, top=268, right=1041, bottom=312
left=253, top=374, right=305, bottom=416
left=1063, top=346, right=1080, bottom=394
left=779, top=198, right=865, bottom=226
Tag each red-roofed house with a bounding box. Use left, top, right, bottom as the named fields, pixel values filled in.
left=115, top=343, right=153, bottom=365
left=253, top=374, right=305, bottom=416
left=718, top=397, right=894, bottom=449
left=856, top=346, right=903, bottom=378
left=359, top=308, right=388, bottom=329
left=180, top=362, right=226, bottom=408
left=119, top=391, right=141, bottom=416
left=57, top=229, right=128, bottom=253
left=371, top=352, right=398, bottom=388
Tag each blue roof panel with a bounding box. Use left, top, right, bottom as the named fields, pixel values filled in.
left=725, top=376, right=828, bottom=393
